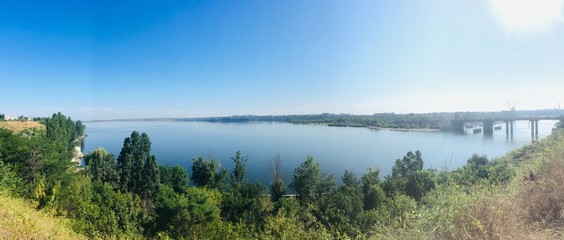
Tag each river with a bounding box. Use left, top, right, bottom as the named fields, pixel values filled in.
left=83, top=120, right=558, bottom=185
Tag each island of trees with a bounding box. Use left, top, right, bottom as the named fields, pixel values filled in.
left=1, top=112, right=564, bottom=239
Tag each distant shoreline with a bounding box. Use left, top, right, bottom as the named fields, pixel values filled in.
left=291, top=122, right=440, bottom=132
left=367, top=126, right=440, bottom=132
left=83, top=110, right=562, bottom=133
left=85, top=118, right=441, bottom=132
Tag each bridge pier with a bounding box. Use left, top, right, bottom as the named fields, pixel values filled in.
left=483, top=119, right=494, bottom=135
left=505, top=121, right=514, bottom=139
left=449, top=117, right=558, bottom=139
left=530, top=120, right=539, bottom=141
left=448, top=120, right=466, bottom=133
left=535, top=120, right=539, bottom=139
left=505, top=121, right=509, bottom=137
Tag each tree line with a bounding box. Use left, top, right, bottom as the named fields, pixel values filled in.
left=95, top=109, right=564, bottom=131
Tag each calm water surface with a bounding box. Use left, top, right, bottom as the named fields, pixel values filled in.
left=83, top=120, right=558, bottom=185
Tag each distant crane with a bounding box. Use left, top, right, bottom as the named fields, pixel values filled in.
left=506, top=102, right=516, bottom=120
left=506, top=102, right=516, bottom=112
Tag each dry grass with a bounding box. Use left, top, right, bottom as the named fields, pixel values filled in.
left=517, top=159, right=564, bottom=238
left=0, top=121, right=44, bottom=132
left=434, top=131, right=564, bottom=240
left=0, top=193, right=86, bottom=240
left=450, top=154, right=564, bottom=238
left=451, top=191, right=527, bottom=239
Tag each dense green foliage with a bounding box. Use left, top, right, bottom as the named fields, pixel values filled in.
left=289, top=156, right=335, bottom=204
left=84, top=148, right=119, bottom=187
left=42, top=112, right=85, bottom=160
left=117, top=131, right=160, bottom=206
left=190, top=156, right=227, bottom=190
left=160, top=165, right=189, bottom=193
left=383, top=151, right=437, bottom=201
left=1, top=113, right=563, bottom=239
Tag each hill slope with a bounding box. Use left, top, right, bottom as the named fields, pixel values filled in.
left=0, top=121, right=44, bottom=132
left=373, top=128, right=564, bottom=239
left=0, top=193, right=86, bottom=239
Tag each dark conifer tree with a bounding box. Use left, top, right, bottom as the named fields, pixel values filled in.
left=117, top=131, right=159, bottom=205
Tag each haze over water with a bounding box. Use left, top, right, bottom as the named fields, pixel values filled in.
left=83, top=120, right=558, bottom=184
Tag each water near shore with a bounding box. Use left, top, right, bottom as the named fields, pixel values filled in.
left=83, top=120, right=558, bottom=184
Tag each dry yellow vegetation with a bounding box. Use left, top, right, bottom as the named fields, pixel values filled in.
left=0, top=193, right=86, bottom=240
left=431, top=131, right=564, bottom=239
left=0, top=121, right=45, bottom=132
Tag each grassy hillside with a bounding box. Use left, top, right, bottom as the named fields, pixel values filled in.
left=0, top=121, right=44, bottom=132
left=0, top=193, right=86, bottom=239
left=372, top=128, right=564, bottom=239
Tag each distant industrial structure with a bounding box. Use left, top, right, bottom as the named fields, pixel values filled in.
left=444, top=104, right=562, bottom=140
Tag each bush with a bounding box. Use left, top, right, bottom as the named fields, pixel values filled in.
left=0, top=160, right=24, bottom=196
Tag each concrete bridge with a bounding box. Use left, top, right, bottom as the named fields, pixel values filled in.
left=447, top=116, right=561, bottom=140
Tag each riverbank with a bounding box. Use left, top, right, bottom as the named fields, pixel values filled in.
left=293, top=122, right=441, bottom=132
left=367, top=126, right=440, bottom=132
left=72, top=146, right=84, bottom=165
left=71, top=135, right=86, bottom=165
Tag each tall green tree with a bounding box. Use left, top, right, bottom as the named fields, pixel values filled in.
left=159, top=165, right=189, bottom=193
left=361, top=168, right=384, bottom=210
left=270, top=153, right=286, bottom=202
left=392, top=151, right=423, bottom=179
left=191, top=157, right=227, bottom=190
left=289, top=156, right=335, bottom=204
left=141, top=155, right=160, bottom=203
left=342, top=170, right=359, bottom=189
left=116, top=131, right=160, bottom=205
left=384, top=151, right=436, bottom=201
left=43, top=112, right=85, bottom=161
left=85, top=148, right=119, bottom=187
left=338, top=170, right=363, bottom=219
left=230, top=151, right=247, bottom=191
left=191, top=157, right=214, bottom=187
left=221, top=151, right=270, bottom=225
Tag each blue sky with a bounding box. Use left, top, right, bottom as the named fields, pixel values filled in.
left=1, top=0, right=563, bottom=120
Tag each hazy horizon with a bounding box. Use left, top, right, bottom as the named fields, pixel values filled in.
left=2, top=1, right=563, bottom=120
left=4, top=108, right=562, bottom=122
